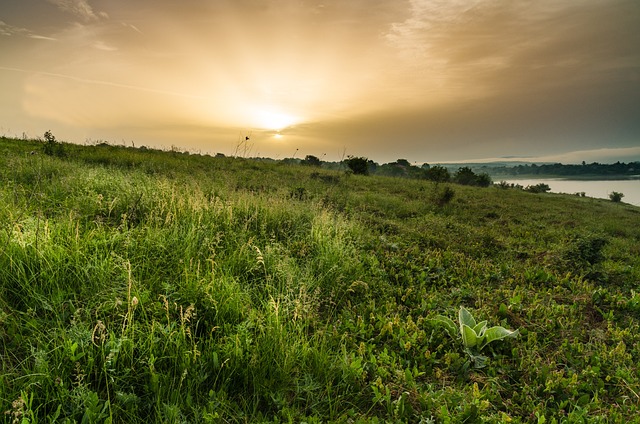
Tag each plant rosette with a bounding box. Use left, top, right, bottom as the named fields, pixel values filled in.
left=432, top=306, right=519, bottom=368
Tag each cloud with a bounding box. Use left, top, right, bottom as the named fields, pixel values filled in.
left=0, top=20, right=29, bottom=36
left=385, top=0, right=484, bottom=60
left=45, top=0, right=106, bottom=21
left=121, top=22, right=142, bottom=35
left=527, top=147, right=640, bottom=164
left=92, top=41, right=117, bottom=51
left=0, top=20, right=57, bottom=40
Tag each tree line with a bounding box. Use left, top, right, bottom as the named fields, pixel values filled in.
left=335, top=156, right=492, bottom=187
left=476, top=161, right=640, bottom=177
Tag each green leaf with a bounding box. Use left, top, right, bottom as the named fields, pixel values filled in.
left=480, top=326, right=519, bottom=349
left=471, top=353, right=488, bottom=369
left=458, top=307, right=476, bottom=331
left=431, top=315, right=458, bottom=339
left=461, top=324, right=478, bottom=348
left=473, top=320, right=488, bottom=336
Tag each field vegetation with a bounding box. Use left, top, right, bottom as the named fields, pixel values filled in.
left=1, top=136, right=639, bottom=422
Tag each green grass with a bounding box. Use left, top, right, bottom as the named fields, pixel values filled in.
left=1, top=136, right=639, bottom=422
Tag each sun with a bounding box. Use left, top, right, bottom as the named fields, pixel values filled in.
left=252, top=107, right=298, bottom=131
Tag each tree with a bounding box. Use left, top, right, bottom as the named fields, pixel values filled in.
left=476, top=173, right=492, bottom=187
left=609, top=192, right=624, bottom=202
left=42, top=130, right=66, bottom=157
left=344, top=156, right=369, bottom=175
left=451, top=167, right=492, bottom=187
left=453, top=167, right=477, bottom=185
left=377, top=160, right=408, bottom=177
left=302, top=155, right=321, bottom=167
left=525, top=183, right=551, bottom=193
left=424, top=165, right=450, bottom=182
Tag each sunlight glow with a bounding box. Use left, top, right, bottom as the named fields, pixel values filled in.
left=252, top=108, right=299, bottom=131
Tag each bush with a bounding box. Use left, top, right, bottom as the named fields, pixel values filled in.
left=609, top=191, right=624, bottom=202
left=434, top=185, right=455, bottom=206
left=561, top=234, right=608, bottom=276
left=424, top=165, right=450, bottom=183
left=42, top=130, right=66, bottom=157
left=344, top=156, right=369, bottom=175
left=301, top=155, right=321, bottom=167
left=525, top=183, right=551, bottom=193
left=452, top=167, right=491, bottom=187
left=453, top=167, right=477, bottom=185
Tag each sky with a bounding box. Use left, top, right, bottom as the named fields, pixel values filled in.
left=1, top=0, right=639, bottom=164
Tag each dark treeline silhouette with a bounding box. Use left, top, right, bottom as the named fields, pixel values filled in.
left=343, top=158, right=492, bottom=187
left=476, top=161, right=640, bottom=178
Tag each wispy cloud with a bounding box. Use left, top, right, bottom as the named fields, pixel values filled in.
left=121, top=22, right=142, bottom=35
left=92, top=41, right=117, bottom=51
left=0, top=20, right=28, bottom=36
left=0, top=20, right=57, bottom=40
left=45, top=0, right=107, bottom=21
left=0, top=66, right=207, bottom=100
left=385, top=0, right=483, bottom=59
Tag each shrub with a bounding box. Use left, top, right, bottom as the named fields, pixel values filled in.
left=42, top=130, right=66, bottom=157
left=301, top=155, right=321, bottom=167
left=452, top=167, right=491, bottom=187
left=475, top=172, right=492, bottom=187
left=525, top=183, right=551, bottom=193
left=453, top=167, right=477, bottom=185
left=344, top=156, right=369, bottom=175
left=424, top=165, right=450, bottom=182
left=561, top=234, right=608, bottom=277
left=434, top=185, right=455, bottom=206
left=609, top=191, right=624, bottom=202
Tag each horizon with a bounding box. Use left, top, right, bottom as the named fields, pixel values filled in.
left=4, top=132, right=640, bottom=167
left=1, top=1, right=639, bottom=164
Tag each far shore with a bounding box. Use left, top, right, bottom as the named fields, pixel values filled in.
left=491, top=174, right=640, bottom=181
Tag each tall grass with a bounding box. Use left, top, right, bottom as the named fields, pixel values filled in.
left=1, top=136, right=639, bottom=422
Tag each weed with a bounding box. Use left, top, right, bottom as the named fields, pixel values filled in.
left=434, top=185, right=455, bottom=206
left=432, top=306, right=518, bottom=368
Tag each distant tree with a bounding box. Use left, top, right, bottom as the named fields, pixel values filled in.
left=424, top=165, right=450, bottom=182
left=609, top=191, right=624, bottom=202
left=344, top=156, right=369, bottom=175
left=453, top=167, right=477, bottom=185
left=378, top=161, right=407, bottom=177
left=395, top=159, right=411, bottom=167
left=450, top=167, right=492, bottom=187
left=366, top=159, right=378, bottom=174
left=421, top=163, right=431, bottom=170
left=525, top=183, right=551, bottom=193
left=42, top=130, right=66, bottom=157
left=476, top=172, right=492, bottom=187
left=302, top=155, right=322, bottom=167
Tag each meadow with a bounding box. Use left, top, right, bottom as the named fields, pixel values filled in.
left=1, top=136, right=639, bottom=423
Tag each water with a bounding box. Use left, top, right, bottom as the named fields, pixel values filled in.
left=499, top=178, right=640, bottom=206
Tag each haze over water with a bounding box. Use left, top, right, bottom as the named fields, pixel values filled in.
left=503, top=178, right=640, bottom=206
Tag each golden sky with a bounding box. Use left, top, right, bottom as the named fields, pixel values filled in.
left=1, top=0, right=639, bottom=162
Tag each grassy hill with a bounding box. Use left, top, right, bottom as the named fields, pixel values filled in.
left=1, top=136, right=639, bottom=423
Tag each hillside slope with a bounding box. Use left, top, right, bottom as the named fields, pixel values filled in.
left=1, top=137, right=639, bottom=422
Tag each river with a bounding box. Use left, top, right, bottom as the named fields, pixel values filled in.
left=499, top=178, right=640, bottom=206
